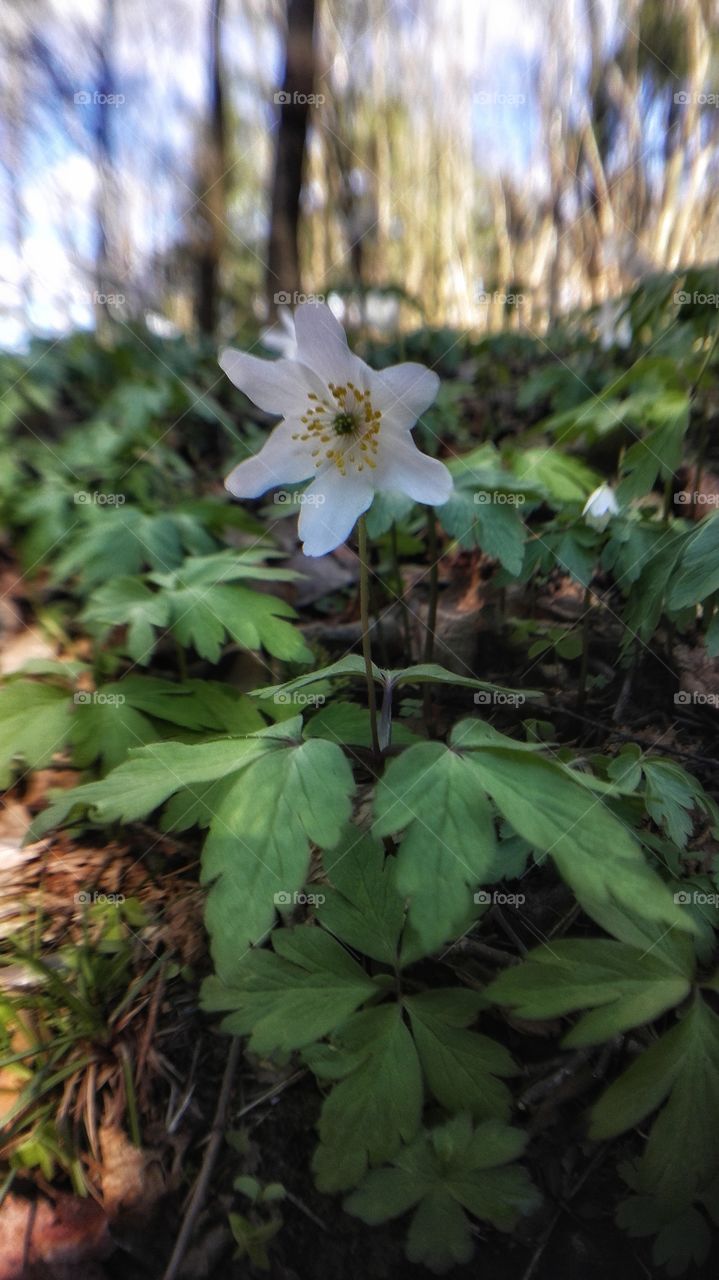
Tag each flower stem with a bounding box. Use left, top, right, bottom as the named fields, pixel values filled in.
left=577, top=584, right=591, bottom=710
left=689, top=323, right=719, bottom=505
left=689, top=321, right=719, bottom=401
left=358, top=516, right=380, bottom=755
left=694, top=415, right=709, bottom=504
left=705, top=591, right=718, bottom=644
left=390, top=522, right=413, bottom=659
left=423, top=507, right=439, bottom=728
left=423, top=507, right=439, bottom=664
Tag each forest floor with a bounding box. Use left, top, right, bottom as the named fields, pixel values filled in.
left=1, top=306, right=718, bottom=1278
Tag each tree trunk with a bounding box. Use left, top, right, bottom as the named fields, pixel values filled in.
left=266, top=0, right=316, bottom=319
left=94, top=0, right=117, bottom=337
left=196, top=0, right=227, bottom=335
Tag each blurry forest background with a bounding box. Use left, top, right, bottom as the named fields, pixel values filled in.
left=2, top=0, right=719, bottom=348
left=3, top=4, right=719, bottom=1276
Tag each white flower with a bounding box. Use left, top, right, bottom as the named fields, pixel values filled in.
left=583, top=482, right=619, bottom=531
left=221, top=302, right=453, bottom=557
left=595, top=300, right=632, bottom=352
left=259, top=308, right=298, bottom=360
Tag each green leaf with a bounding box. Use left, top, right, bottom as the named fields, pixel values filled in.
left=553, top=527, right=597, bottom=588
left=606, top=743, right=644, bottom=792
left=256, top=660, right=532, bottom=704
left=592, top=999, right=719, bottom=1208
left=30, top=724, right=290, bottom=836
left=202, top=737, right=355, bottom=978
left=449, top=718, right=544, bottom=752
left=590, top=1017, right=692, bottom=1141
left=82, top=578, right=170, bottom=665
left=536, top=395, right=623, bottom=447
left=404, top=1191, right=476, bottom=1273
left=84, top=555, right=311, bottom=665
left=643, top=759, right=701, bottom=849
left=0, top=681, right=71, bottom=787
left=7, top=659, right=87, bottom=681
left=617, top=396, right=688, bottom=502
left=160, top=777, right=237, bottom=832
left=451, top=720, right=694, bottom=936
left=317, top=829, right=406, bottom=965
left=622, top=534, right=687, bottom=644
left=438, top=491, right=525, bottom=575
left=364, top=491, right=416, bottom=538
left=67, top=676, right=264, bottom=775
left=152, top=547, right=301, bottom=586
left=303, top=701, right=418, bottom=749
left=253, top=656, right=382, bottom=700
left=310, top=1004, right=423, bottom=1192
left=568, top=900, right=695, bottom=960
left=345, top=1113, right=540, bottom=1273
left=373, top=741, right=497, bottom=954
left=390, top=664, right=534, bottom=700
left=55, top=507, right=212, bottom=588
left=30, top=719, right=350, bottom=974
left=488, top=937, right=693, bottom=1047
left=113, top=675, right=265, bottom=735
left=618, top=1202, right=712, bottom=1278
left=668, top=515, right=719, bottom=610
left=405, top=990, right=515, bottom=1119
left=228, top=1211, right=282, bottom=1268
left=509, top=448, right=599, bottom=502
left=167, top=582, right=311, bottom=664
left=201, top=926, right=376, bottom=1051
left=3, top=670, right=268, bottom=801
left=234, top=1175, right=261, bottom=1202
left=69, top=690, right=158, bottom=772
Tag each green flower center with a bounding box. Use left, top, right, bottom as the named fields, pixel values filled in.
left=293, top=381, right=382, bottom=476
left=332, top=412, right=356, bottom=436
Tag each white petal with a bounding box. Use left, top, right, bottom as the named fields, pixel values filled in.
left=377, top=436, right=453, bottom=506
left=293, top=303, right=364, bottom=387
left=371, top=362, right=440, bottom=431
left=583, top=483, right=618, bottom=525
left=219, top=348, right=323, bottom=415
left=298, top=469, right=374, bottom=557
left=225, top=422, right=315, bottom=499
left=279, top=309, right=297, bottom=339
left=259, top=309, right=298, bottom=361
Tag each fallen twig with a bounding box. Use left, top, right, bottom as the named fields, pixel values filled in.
left=520, top=1144, right=610, bottom=1280
left=162, top=1036, right=241, bottom=1280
